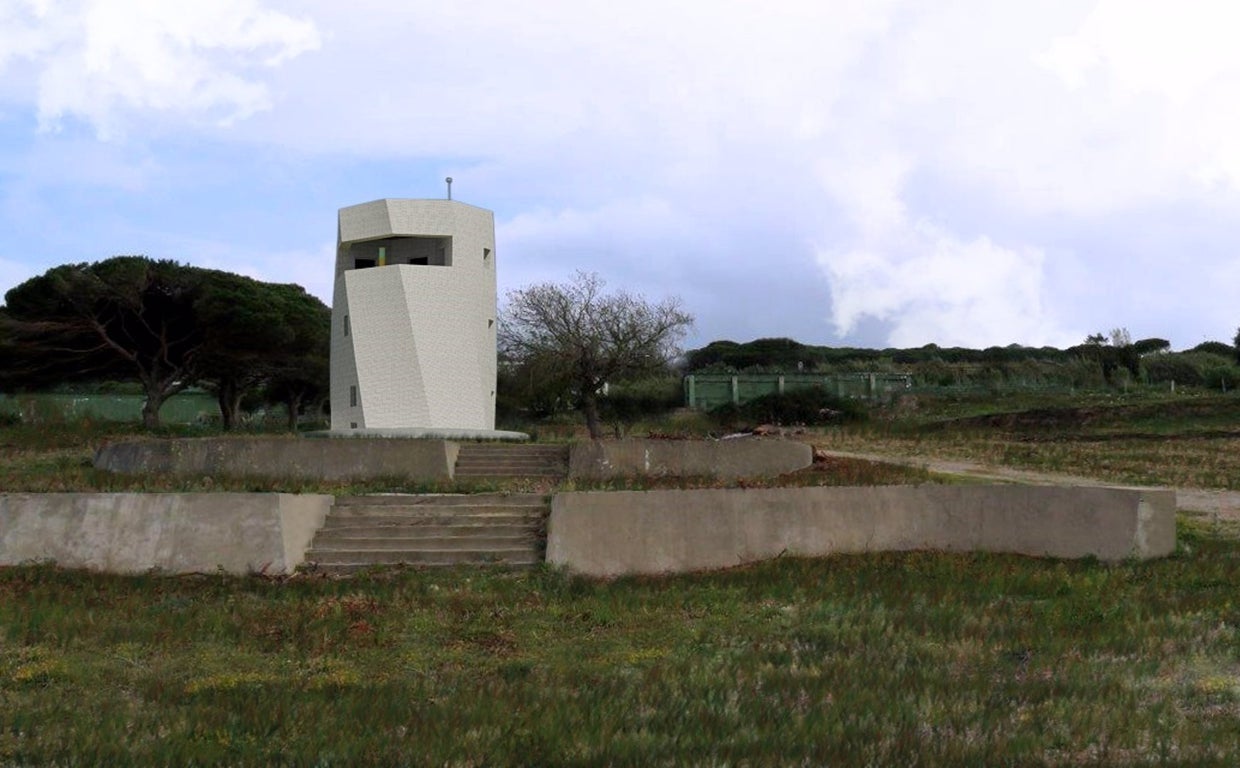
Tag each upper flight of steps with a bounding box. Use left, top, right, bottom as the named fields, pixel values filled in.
left=452, top=443, right=569, bottom=481
left=303, top=493, right=549, bottom=575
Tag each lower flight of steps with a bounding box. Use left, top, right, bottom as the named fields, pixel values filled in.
left=302, top=493, right=550, bottom=575
left=453, top=443, right=569, bottom=480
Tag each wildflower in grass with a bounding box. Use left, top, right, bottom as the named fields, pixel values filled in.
left=11, top=657, right=64, bottom=686
left=185, top=671, right=278, bottom=695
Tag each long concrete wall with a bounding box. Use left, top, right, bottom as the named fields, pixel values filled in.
left=95, top=437, right=805, bottom=483
left=567, top=437, right=812, bottom=480
left=547, top=485, right=1177, bottom=576
left=0, top=493, right=333, bottom=575
left=93, top=437, right=457, bottom=482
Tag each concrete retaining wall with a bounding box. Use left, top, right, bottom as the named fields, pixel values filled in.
left=94, top=438, right=457, bottom=482
left=567, top=437, right=811, bottom=480
left=547, top=485, right=1177, bottom=576
left=0, top=493, right=333, bottom=575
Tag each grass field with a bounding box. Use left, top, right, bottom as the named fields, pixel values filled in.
left=2, top=520, right=1239, bottom=765
left=816, top=390, right=1240, bottom=490
left=3, top=390, right=1239, bottom=763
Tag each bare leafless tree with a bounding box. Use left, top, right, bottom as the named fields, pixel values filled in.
left=499, top=271, right=693, bottom=438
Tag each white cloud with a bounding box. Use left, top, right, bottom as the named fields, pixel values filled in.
left=819, top=220, right=1076, bottom=348
left=236, top=0, right=896, bottom=160
left=2, top=1, right=1238, bottom=350
left=1033, top=0, right=1240, bottom=194
left=799, top=1, right=1240, bottom=348
left=814, top=145, right=1079, bottom=348
left=0, top=0, right=319, bottom=137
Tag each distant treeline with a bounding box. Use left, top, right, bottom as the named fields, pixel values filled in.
left=684, top=336, right=1240, bottom=390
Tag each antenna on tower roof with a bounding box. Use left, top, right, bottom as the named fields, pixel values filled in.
left=445, top=177, right=453, bottom=201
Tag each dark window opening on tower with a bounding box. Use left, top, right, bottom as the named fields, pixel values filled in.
left=349, top=236, right=452, bottom=269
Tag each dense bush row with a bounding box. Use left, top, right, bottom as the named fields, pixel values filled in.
left=499, top=334, right=1240, bottom=433
left=684, top=337, right=1240, bottom=392
left=710, top=388, right=868, bottom=429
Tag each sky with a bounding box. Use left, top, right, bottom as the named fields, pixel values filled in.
left=1, top=0, right=1238, bottom=352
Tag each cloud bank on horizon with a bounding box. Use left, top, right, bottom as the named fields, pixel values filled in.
left=0, top=0, right=1237, bottom=351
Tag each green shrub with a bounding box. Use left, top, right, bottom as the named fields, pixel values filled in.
left=1142, top=351, right=1233, bottom=388
left=1202, top=363, right=1240, bottom=392
left=599, top=378, right=682, bottom=422
left=597, top=378, right=683, bottom=436
left=711, top=387, right=867, bottom=428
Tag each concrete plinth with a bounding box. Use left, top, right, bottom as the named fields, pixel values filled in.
left=547, top=484, right=1177, bottom=576
left=0, top=493, right=332, bottom=575
left=567, top=437, right=812, bottom=480
left=94, top=437, right=458, bottom=482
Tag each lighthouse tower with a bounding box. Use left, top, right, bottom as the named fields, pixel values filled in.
left=329, top=198, right=498, bottom=433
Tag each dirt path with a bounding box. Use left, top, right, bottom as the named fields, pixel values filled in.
left=820, top=449, right=1240, bottom=520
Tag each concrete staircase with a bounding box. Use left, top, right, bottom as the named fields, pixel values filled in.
left=453, top=443, right=569, bottom=480
left=303, top=494, right=549, bottom=574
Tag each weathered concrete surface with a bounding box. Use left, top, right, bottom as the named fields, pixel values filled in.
left=567, top=437, right=811, bottom=480
left=547, top=484, right=1177, bottom=576
left=0, top=493, right=332, bottom=575
left=94, top=437, right=458, bottom=482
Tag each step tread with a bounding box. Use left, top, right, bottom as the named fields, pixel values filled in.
left=316, top=535, right=540, bottom=545
left=323, top=517, right=543, bottom=527
left=453, top=463, right=566, bottom=469
left=334, top=494, right=549, bottom=507
left=305, top=550, right=540, bottom=565
left=452, top=472, right=565, bottom=477
left=327, top=508, right=547, bottom=516
left=306, top=545, right=539, bottom=554
left=456, top=446, right=567, bottom=452
left=304, top=561, right=540, bottom=574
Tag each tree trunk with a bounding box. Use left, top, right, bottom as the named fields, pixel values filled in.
left=216, top=379, right=240, bottom=431
left=141, top=385, right=164, bottom=430
left=285, top=392, right=303, bottom=432
left=581, top=392, right=603, bottom=439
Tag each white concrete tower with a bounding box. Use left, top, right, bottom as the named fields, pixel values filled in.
left=330, top=199, right=497, bottom=432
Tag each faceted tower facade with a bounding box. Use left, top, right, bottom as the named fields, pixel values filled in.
left=330, top=199, right=497, bottom=431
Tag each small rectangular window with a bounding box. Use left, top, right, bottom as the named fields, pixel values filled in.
left=349, top=385, right=358, bottom=408
left=343, top=314, right=350, bottom=336
left=409, top=257, right=428, bottom=265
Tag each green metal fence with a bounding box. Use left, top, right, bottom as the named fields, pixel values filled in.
left=0, top=392, right=220, bottom=424
left=683, top=373, right=913, bottom=411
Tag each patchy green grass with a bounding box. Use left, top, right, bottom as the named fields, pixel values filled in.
left=820, top=391, right=1240, bottom=489
left=3, top=396, right=1238, bottom=762
left=2, top=520, right=1239, bottom=765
